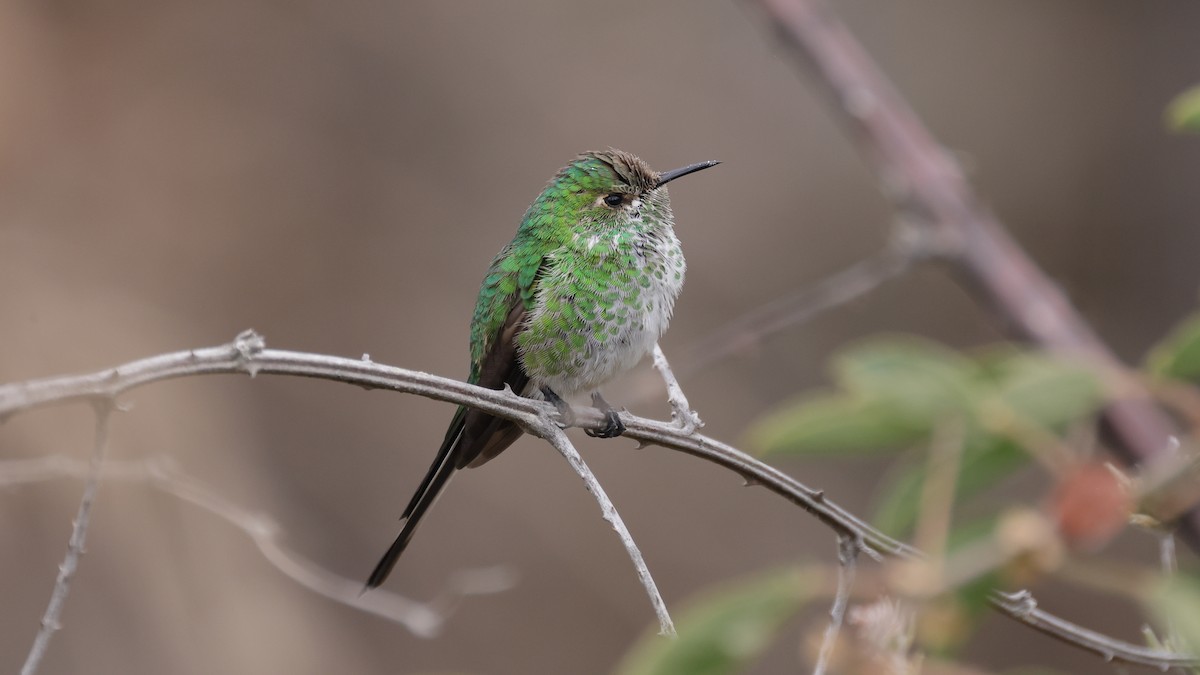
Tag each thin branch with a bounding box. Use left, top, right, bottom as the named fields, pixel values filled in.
left=913, top=418, right=966, bottom=573
left=991, top=590, right=1200, bottom=670
left=21, top=403, right=112, bottom=675
left=651, top=343, right=702, bottom=434
left=10, top=335, right=1185, bottom=667
left=0, top=454, right=515, bottom=637
left=677, top=241, right=918, bottom=377
left=1159, top=532, right=1178, bottom=578
left=748, top=0, right=1196, bottom=548
left=813, top=535, right=861, bottom=675
left=533, top=423, right=675, bottom=636
left=0, top=332, right=918, bottom=561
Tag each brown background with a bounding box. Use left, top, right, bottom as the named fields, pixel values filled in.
left=2, top=1, right=1198, bottom=673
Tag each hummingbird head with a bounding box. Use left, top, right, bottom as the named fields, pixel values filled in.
left=528, top=149, right=719, bottom=232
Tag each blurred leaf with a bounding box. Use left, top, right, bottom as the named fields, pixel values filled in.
left=750, top=337, right=980, bottom=457
left=1167, top=85, right=1200, bottom=133
left=872, top=439, right=1030, bottom=537
left=834, top=337, right=979, bottom=421
left=1147, top=313, right=1200, bottom=381
left=614, top=567, right=816, bottom=675
left=1147, top=573, right=1200, bottom=656
left=750, top=394, right=928, bottom=457
left=987, top=354, right=1103, bottom=429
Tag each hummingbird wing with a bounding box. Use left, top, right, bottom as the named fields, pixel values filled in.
left=366, top=261, right=543, bottom=588
left=458, top=299, right=530, bottom=468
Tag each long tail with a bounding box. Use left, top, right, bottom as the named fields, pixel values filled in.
left=365, top=407, right=466, bottom=589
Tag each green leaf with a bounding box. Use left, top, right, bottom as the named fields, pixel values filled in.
left=834, top=337, right=979, bottom=422
left=749, top=394, right=929, bottom=457
left=1147, top=573, right=1200, bottom=656
left=1167, top=85, right=1200, bottom=134
left=614, top=567, right=816, bottom=675
left=872, top=439, right=1030, bottom=537
left=987, top=353, right=1104, bottom=429
left=1147, top=313, right=1200, bottom=381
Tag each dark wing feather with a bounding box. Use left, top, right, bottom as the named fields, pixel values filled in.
left=366, top=274, right=538, bottom=588
left=459, top=301, right=530, bottom=468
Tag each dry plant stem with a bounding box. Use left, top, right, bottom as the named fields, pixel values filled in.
left=677, top=244, right=915, bottom=377
left=1158, top=532, right=1183, bottom=659
left=651, top=343, right=702, bottom=433
left=751, top=0, right=1198, bottom=546
left=9, top=334, right=1191, bottom=667
left=813, top=535, right=861, bottom=675
left=0, top=333, right=917, bottom=561
left=1160, top=532, right=1178, bottom=577
left=991, top=590, right=1200, bottom=670
left=534, top=424, right=675, bottom=637
left=21, top=404, right=111, bottom=675
left=913, top=419, right=965, bottom=567
left=1, top=455, right=513, bottom=638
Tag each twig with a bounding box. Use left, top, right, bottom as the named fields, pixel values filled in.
left=651, top=344, right=702, bottom=434
left=10, top=334, right=1185, bottom=668
left=1159, top=532, right=1178, bottom=577
left=0, top=454, right=515, bottom=637
left=677, top=242, right=918, bottom=377
left=21, top=403, right=112, bottom=675
left=749, top=0, right=1197, bottom=547
left=913, top=418, right=966, bottom=574
left=813, top=535, right=860, bottom=675
left=991, top=590, right=1200, bottom=670
left=533, top=423, right=675, bottom=636
left=0, top=333, right=918, bottom=561
left=1156, top=531, right=1184, bottom=662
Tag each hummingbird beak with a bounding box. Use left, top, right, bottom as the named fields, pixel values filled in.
left=656, top=160, right=721, bottom=188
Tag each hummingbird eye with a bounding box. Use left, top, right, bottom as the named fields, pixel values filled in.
left=603, top=193, right=624, bottom=207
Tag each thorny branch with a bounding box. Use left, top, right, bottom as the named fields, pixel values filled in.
left=0, top=331, right=906, bottom=669
left=749, top=0, right=1196, bottom=546
left=746, top=0, right=1198, bottom=668
left=0, top=332, right=917, bottom=561
left=535, top=424, right=675, bottom=636
left=3, top=335, right=1193, bottom=669
left=20, top=404, right=111, bottom=675
left=651, top=344, right=702, bottom=434
left=0, top=454, right=515, bottom=638
left=992, top=590, right=1199, bottom=670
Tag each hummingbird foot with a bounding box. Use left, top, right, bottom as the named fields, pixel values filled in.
left=585, top=392, right=626, bottom=439
left=540, top=387, right=576, bottom=429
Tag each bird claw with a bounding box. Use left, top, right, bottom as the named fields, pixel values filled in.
left=586, top=391, right=626, bottom=438
left=541, top=387, right=575, bottom=429
left=585, top=409, right=626, bottom=438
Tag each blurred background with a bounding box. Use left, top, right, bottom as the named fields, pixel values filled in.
left=2, top=0, right=1199, bottom=672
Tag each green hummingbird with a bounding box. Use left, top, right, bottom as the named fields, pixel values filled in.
left=366, top=149, right=719, bottom=588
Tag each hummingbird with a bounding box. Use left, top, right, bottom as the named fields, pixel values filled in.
left=366, top=149, right=719, bottom=589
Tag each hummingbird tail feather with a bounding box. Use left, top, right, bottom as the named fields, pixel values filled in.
left=365, top=450, right=457, bottom=589
left=365, top=407, right=467, bottom=589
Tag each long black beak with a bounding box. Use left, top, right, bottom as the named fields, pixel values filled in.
left=656, top=159, right=721, bottom=188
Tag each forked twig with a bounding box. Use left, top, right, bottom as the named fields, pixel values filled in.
left=4, top=334, right=1189, bottom=669
left=651, top=344, right=702, bottom=434
left=749, top=0, right=1193, bottom=544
